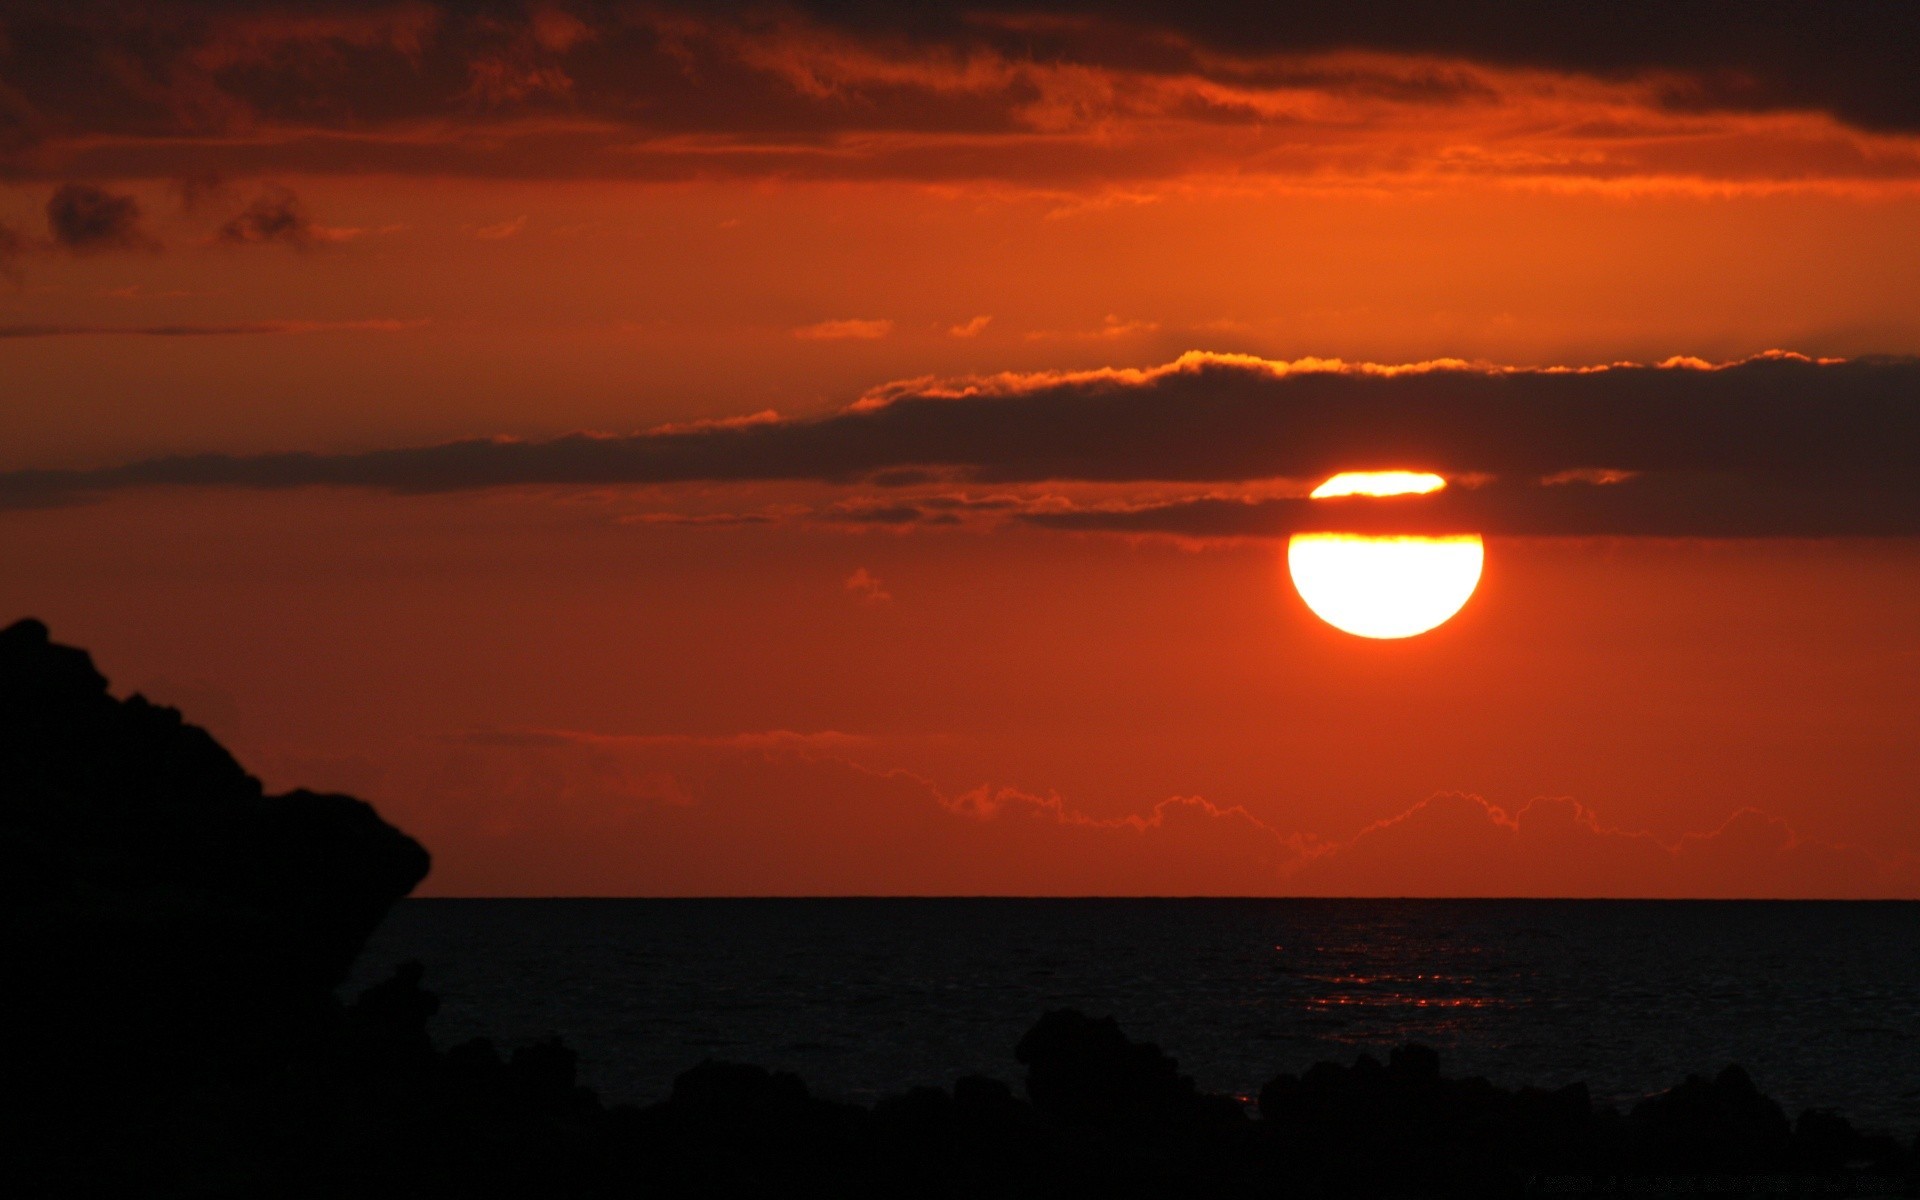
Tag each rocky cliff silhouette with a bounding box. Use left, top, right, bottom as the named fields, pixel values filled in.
left=3, top=618, right=1913, bottom=1198
left=2, top=618, right=427, bottom=1076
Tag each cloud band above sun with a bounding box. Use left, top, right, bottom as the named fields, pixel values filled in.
left=4, top=350, right=1917, bottom=538
left=5, top=1, right=1920, bottom=194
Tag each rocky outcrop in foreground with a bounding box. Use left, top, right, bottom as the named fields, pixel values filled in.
left=2, top=619, right=1913, bottom=1198
left=1, top=618, right=428, bottom=1086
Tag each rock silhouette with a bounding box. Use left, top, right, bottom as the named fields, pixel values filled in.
left=2, top=618, right=1914, bottom=1197
left=0, top=617, right=431, bottom=1192
left=2, top=618, right=427, bottom=1069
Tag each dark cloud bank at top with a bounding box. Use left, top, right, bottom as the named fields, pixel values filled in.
left=1, top=0, right=1918, bottom=185
left=7, top=353, right=1920, bottom=538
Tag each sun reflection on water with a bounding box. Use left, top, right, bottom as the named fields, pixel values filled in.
left=1275, top=936, right=1520, bottom=1044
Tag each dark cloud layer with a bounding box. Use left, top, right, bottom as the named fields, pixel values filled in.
left=0, top=2, right=1916, bottom=185
left=43, top=182, right=153, bottom=252
left=964, top=0, right=1920, bottom=132
left=3, top=353, right=1918, bottom=536
left=1021, top=473, right=1920, bottom=540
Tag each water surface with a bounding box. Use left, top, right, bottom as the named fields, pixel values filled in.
left=348, top=898, right=1920, bottom=1132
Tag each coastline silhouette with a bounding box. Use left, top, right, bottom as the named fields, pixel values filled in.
left=4, top=617, right=1914, bottom=1198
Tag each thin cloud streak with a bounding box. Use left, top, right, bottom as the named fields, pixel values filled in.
left=793, top=318, right=893, bottom=340
left=0, top=319, right=427, bottom=338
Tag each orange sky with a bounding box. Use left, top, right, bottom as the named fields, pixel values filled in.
left=4, top=1, right=1920, bottom=895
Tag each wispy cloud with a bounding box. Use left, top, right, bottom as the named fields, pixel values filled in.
left=373, top=727, right=1919, bottom=896
left=472, top=216, right=529, bottom=240
left=217, top=185, right=358, bottom=248
left=0, top=319, right=427, bottom=338
left=1024, top=315, right=1159, bottom=341
left=1291, top=792, right=1920, bottom=899
left=793, top=318, right=893, bottom=341
left=844, top=567, right=892, bottom=604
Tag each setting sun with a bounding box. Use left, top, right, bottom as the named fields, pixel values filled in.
left=1309, top=471, right=1448, bottom=500
left=1288, top=534, right=1485, bottom=639
left=1289, top=472, right=1484, bottom=639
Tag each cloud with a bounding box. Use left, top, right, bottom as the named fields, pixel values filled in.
left=358, top=727, right=1307, bottom=895
left=6, top=351, right=1920, bottom=538
left=0, top=319, right=426, bottom=339
left=844, top=568, right=892, bottom=604
left=445, top=727, right=875, bottom=754
left=472, top=215, right=528, bottom=240
left=4, top=4, right=1920, bottom=192
left=1017, top=469, right=1920, bottom=540
left=45, top=183, right=155, bottom=253
left=1025, top=315, right=1160, bottom=341
left=619, top=510, right=781, bottom=527
left=828, top=500, right=951, bottom=527
left=217, top=185, right=349, bottom=247
left=1288, top=793, right=1920, bottom=899
left=337, top=726, right=1919, bottom=897
left=948, top=315, right=992, bottom=338
left=793, top=318, right=893, bottom=340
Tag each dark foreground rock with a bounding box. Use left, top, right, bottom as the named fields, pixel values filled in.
left=3, top=619, right=1916, bottom=1198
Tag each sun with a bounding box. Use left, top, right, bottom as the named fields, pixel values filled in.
left=1288, top=472, right=1484, bottom=639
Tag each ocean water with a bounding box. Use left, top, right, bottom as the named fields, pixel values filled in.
left=347, top=898, right=1920, bottom=1133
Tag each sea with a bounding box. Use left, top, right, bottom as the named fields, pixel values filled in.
left=346, top=898, right=1920, bottom=1134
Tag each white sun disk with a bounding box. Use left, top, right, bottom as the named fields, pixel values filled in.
left=1287, top=533, right=1484, bottom=639
left=1308, top=470, right=1446, bottom=500
left=1288, top=471, right=1485, bottom=638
